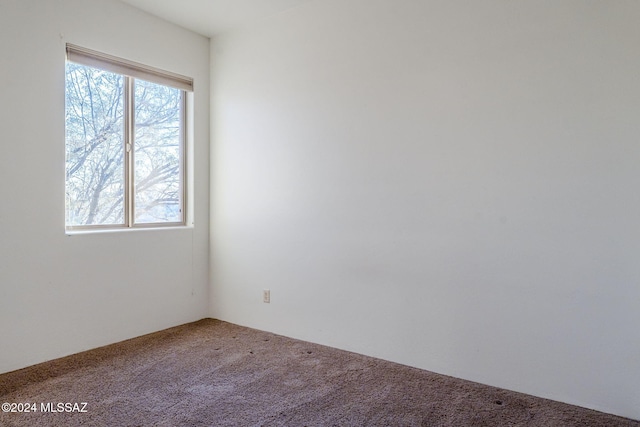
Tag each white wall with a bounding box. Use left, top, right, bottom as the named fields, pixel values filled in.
left=210, top=0, right=640, bottom=419
left=0, top=0, right=209, bottom=373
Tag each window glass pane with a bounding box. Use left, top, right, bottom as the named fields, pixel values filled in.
left=66, top=63, right=125, bottom=226
left=133, top=79, right=182, bottom=224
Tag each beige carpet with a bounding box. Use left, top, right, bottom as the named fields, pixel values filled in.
left=0, top=319, right=637, bottom=426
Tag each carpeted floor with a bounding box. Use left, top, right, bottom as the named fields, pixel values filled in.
left=0, top=319, right=637, bottom=426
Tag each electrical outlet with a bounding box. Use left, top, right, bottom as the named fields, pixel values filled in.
left=263, top=289, right=270, bottom=303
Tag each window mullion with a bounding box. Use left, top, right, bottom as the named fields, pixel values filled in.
left=124, top=77, right=135, bottom=227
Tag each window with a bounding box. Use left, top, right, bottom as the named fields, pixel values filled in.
left=65, top=44, right=193, bottom=230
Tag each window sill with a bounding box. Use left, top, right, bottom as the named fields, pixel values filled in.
left=65, top=224, right=193, bottom=236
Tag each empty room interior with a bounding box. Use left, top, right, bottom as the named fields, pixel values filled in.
left=1, top=0, right=639, bottom=425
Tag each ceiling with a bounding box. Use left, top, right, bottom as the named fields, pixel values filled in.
left=120, top=0, right=316, bottom=37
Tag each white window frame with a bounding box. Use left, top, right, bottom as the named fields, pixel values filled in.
left=65, top=44, right=193, bottom=231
